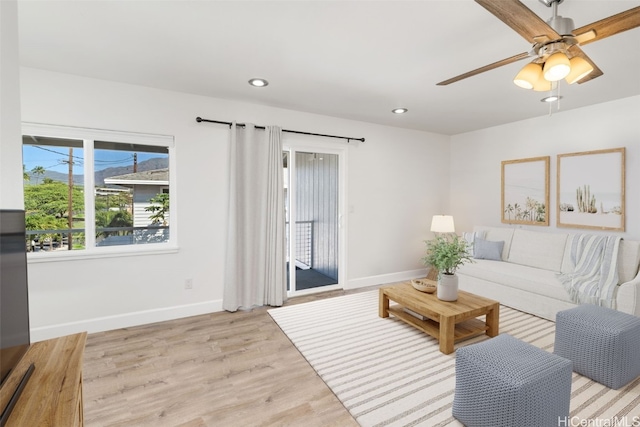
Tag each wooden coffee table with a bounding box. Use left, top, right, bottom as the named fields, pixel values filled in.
left=379, top=282, right=499, bottom=354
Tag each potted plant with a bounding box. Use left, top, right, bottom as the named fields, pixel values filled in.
left=421, top=234, right=473, bottom=301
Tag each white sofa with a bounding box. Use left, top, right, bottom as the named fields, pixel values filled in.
left=456, top=226, right=640, bottom=321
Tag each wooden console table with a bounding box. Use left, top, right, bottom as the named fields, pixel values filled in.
left=1, top=332, right=87, bottom=426
left=379, top=283, right=499, bottom=354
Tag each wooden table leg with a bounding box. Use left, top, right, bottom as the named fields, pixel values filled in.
left=439, top=315, right=455, bottom=354
left=379, top=289, right=389, bottom=318
left=486, top=303, right=499, bottom=337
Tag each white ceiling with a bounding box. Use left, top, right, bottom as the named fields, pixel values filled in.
left=16, top=0, right=640, bottom=135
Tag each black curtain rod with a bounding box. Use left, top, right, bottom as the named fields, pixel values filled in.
left=195, top=117, right=365, bottom=143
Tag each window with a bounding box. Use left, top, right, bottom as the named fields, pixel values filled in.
left=22, top=123, right=175, bottom=258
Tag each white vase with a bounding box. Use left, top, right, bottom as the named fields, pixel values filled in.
left=437, top=273, right=458, bottom=301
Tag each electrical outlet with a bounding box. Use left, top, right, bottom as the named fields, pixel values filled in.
left=184, top=278, right=193, bottom=290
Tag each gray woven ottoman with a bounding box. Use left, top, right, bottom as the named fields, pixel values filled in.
left=554, top=304, right=640, bottom=389
left=453, top=334, right=572, bottom=427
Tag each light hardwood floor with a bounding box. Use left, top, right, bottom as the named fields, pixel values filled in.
left=83, top=287, right=378, bottom=426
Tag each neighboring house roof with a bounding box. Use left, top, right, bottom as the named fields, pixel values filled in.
left=104, top=168, right=169, bottom=187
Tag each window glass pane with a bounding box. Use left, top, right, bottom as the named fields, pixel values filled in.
left=22, top=136, right=85, bottom=252
left=95, top=141, right=169, bottom=247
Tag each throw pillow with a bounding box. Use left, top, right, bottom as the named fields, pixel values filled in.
left=463, top=231, right=486, bottom=257
left=474, top=238, right=504, bottom=261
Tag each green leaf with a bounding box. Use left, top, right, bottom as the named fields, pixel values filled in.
left=421, top=234, right=473, bottom=275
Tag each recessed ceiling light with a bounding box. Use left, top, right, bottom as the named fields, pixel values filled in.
left=392, top=108, right=408, bottom=114
left=248, top=78, right=269, bottom=87
left=541, top=95, right=562, bottom=103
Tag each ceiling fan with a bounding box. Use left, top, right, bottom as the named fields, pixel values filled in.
left=437, top=0, right=640, bottom=91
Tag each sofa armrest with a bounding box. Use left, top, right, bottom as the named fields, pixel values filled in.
left=617, top=270, right=640, bottom=316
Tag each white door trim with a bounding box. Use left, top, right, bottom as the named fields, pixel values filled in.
left=283, top=139, right=348, bottom=297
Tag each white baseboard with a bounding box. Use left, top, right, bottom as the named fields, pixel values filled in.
left=30, top=270, right=428, bottom=341
left=346, top=268, right=427, bottom=290
left=30, top=299, right=223, bottom=342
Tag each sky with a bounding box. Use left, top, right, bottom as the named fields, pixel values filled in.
left=23, top=145, right=165, bottom=175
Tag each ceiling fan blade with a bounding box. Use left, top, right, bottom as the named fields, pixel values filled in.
left=573, top=30, right=596, bottom=45
left=475, top=0, right=561, bottom=43
left=573, top=6, right=640, bottom=46
left=567, top=45, right=603, bottom=84
left=437, top=52, right=530, bottom=86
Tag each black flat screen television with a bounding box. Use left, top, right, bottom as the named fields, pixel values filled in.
left=0, top=209, right=34, bottom=425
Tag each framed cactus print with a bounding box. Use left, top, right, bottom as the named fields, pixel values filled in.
left=501, top=156, right=550, bottom=226
left=557, top=147, right=625, bottom=231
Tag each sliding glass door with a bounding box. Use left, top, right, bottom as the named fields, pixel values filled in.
left=284, top=145, right=344, bottom=295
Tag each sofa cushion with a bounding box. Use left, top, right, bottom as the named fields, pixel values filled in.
left=474, top=238, right=504, bottom=261
left=474, top=226, right=514, bottom=260
left=463, top=230, right=486, bottom=257
left=560, top=236, right=575, bottom=274
left=457, top=259, right=573, bottom=303
left=508, top=230, right=568, bottom=272
left=618, top=240, right=640, bottom=283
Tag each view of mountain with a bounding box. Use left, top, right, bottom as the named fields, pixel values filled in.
left=26, top=157, right=169, bottom=186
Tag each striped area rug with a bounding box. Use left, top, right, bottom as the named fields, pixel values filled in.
left=268, top=290, right=640, bottom=427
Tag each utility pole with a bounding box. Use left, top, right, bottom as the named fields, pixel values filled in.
left=67, top=148, right=73, bottom=250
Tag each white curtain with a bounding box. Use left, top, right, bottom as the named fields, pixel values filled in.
left=223, top=123, right=287, bottom=311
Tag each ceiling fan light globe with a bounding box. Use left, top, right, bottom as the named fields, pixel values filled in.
left=565, top=56, right=594, bottom=84
left=514, top=79, right=534, bottom=90
left=533, top=73, right=553, bottom=92
left=513, top=63, right=542, bottom=89
left=543, top=52, right=571, bottom=81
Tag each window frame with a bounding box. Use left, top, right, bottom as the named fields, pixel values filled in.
left=22, top=122, right=178, bottom=262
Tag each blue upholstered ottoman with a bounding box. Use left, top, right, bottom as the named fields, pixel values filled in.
left=453, top=334, right=572, bottom=427
left=554, top=304, right=640, bottom=389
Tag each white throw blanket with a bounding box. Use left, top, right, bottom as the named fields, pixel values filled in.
left=558, top=234, right=621, bottom=308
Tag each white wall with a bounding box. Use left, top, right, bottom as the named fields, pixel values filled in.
left=18, top=67, right=450, bottom=340
left=0, top=0, right=23, bottom=208
left=450, top=95, right=640, bottom=239
left=12, top=66, right=640, bottom=340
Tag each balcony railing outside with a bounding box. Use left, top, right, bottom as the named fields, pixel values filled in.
left=26, top=225, right=169, bottom=251
left=286, top=220, right=313, bottom=269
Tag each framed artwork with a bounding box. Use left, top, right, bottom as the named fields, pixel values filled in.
left=557, top=147, right=625, bottom=231
left=501, top=156, right=550, bottom=226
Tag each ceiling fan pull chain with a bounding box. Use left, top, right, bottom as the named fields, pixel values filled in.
left=556, top=83, right=561, bottom=111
